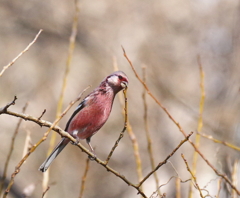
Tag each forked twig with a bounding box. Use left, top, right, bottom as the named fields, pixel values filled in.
left=138, top=132, right=193, bottom=187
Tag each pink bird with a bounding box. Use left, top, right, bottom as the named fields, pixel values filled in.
left=39, top=71, right=128, bottom=172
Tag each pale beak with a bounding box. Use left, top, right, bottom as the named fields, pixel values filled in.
left=121, top=81, right=128, bottom=89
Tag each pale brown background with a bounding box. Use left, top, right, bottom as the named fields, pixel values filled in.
left=1, top=0, right=240, bottom=198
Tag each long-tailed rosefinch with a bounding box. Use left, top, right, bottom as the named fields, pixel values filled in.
left=39, top=71, right=128, bottom=172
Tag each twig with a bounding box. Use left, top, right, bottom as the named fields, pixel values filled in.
left=113, top=58, right=144, bottom=192
left=38, top=109, right=46, bottom=120
left=0, top=95, right=147, bottom=198
left=0, top=103, right=28, bottom=196
left=122, top=46, right=240, bottom=196
left=79, top=158, right=90, bottom=198
left=150, top=175, right=192, bottom=198
left=0, top=96, right=17, bottom=113
left=105, top=88, right=128, bottom=164
left=189, top=55, right=205, bottom=198
left=196, top=132, right=240, bottom=151
left=3, top=87, right=88, bottom=198
left=181, top=154, right=204, bottom=198
left=138, top=132, right=193, bottom=187
left=231, top=160, right=239, bottom=198
left=216, top=178, right=222, bottom=198
left=43, top=0, right=80, bottom=193
left=176, top=177, right=181, bottom=198
left=0, top=30, right=42, bottom=77
left=42, top=186, right=50, bottom=198
left=142, top=66, right=160, bottom=195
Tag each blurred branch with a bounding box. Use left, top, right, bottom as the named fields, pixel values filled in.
left=113, top=58, right=144, bottom=192
left=189, top=56, right=205, bottom=198
left=138, top=132, right=193, bottom=188
left=122, top=46, right=240, bottom=196
left=231, top=160, right=239, bottom=198
left=79, top=158, right=90, bottom=198
left=0, top=103, right=28, bottom=196
left=44, top=0, right=80, bottom=193
left=182, top=154, right=204, bottom=198
left=196, top=132, right=240, bottom=151
left=0, top=29, right=42, bottom=77
left=216, top=178, right=223, bottom=198
left=105, top=88, right=128, bottom=164
left=142, top=66, right=160, bottom=195
left=176, top=177, right=181, bottom=198
left=0, top=94, right=147, bottom=198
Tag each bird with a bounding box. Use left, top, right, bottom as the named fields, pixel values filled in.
left=39, top=71, right=128, bottom=172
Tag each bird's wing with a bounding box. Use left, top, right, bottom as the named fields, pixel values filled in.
left=64, top=99, right=86, bottom=131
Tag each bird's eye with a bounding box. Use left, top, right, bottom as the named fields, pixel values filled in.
left=118, top=75, right=123, bottom=80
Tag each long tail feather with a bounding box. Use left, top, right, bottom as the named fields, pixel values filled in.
left=39, top=138, right=69, bottom=172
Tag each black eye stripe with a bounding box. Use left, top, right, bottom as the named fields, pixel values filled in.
left=118, top=75, right=123, bottom=80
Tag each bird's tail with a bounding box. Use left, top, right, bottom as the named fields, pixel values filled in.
left=39, top=138, right=69, bottom=172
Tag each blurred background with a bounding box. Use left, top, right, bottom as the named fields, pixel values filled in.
left=1, top=0, right=240, bottom=197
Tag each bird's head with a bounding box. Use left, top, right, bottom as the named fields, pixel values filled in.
left=105, top=71, right=128, bottom=93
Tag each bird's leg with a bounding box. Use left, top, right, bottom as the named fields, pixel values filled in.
left=86, top=137, right=96, bottom=160
left=71, top=130, right=80, bottom=145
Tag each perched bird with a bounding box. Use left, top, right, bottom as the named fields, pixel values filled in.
left=39, top=71, right=128, bottom=172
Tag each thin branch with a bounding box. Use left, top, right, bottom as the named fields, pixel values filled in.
left=142, top=66, right=160, bottom=195
left=79, top=158, right=90, bottom=198
left=216, top=178, right=223, bottom=198
left=182, top=154, right=204, bottom=198
left=38, top=109, right=46, bottom=120
left=44, top=0, right=80, bottom=193
left=113, top=58, right=144, bottom=192
left=231, top=160, right=239, bottom=198
left=0, top=103, right=28, bottom=196
left=122, top=46, right=240, bottom=196
left=105, top=88, right=128, bottom=164
left=42, top=186, right=50, bottom=198
left=138, top=132, right=193, bottom=187
left=189, top=55, right=205, bottom=198
left=0, top=30, right=42, bottom=77
left=0, top=96, right=17, bottom=113
left=0, top=95, right=147, bottom=198
left=196, top=132, right=240, bottom=151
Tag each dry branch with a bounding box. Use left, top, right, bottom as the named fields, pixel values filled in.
left=0, top=30, right=42, bottom=77
left=122, top=46, right=240, bottom=196
left=138, top=132, right=193, bottom=187
left=79, top=158, right=90, bottom=198
left=0, top=96, right=147, bottom=198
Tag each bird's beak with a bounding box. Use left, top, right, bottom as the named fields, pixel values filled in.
left=121, top=81, right=128, bottom=89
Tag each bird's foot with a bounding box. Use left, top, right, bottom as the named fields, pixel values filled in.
left=71, top=139, right=79, bottom=145
left=88, top=153, right=96, bottom=161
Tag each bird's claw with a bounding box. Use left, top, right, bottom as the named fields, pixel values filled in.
left=71, top=139, right=79, bottom=145
left=88, top=154, right=96, bottom=161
